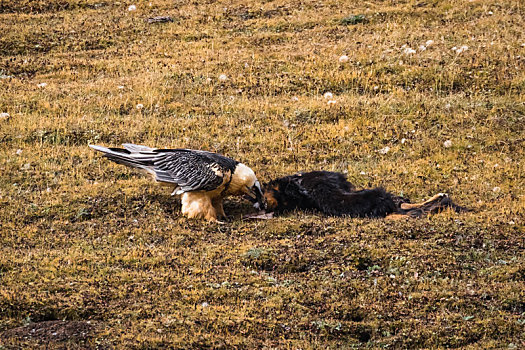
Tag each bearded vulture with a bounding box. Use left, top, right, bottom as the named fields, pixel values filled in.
left=89, top=144, right=265, bottom=221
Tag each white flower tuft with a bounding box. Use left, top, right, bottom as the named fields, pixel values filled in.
left=136, top=103, right=144, bottom=109
left=419, top=45, right=426, bottom=51
left=425, top=40, right=434, bottom=47
left=456, top=45, right=469, bottom=54
left=338, top=55, right=349, bottom=63
left=323, top=92, right=333, bottom=99
left=327, top=100, right=337, bottom=105
left=492, top=186, right=501, bottom=193
left=403, top=47, right=416, bottom=55
left=218, top=74, right=228, bottom=82
left=443, top=140, right=452, bottom=148
left=0, top=112, right=10, bottom=120
left=128, top=4, right=137, bottom=11
left=37, top=82, right=47, bottom=88
left=379, top=146, right=390, bottom=154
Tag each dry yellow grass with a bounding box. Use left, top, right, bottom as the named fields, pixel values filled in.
left=0, top=0, right=524, bottom=348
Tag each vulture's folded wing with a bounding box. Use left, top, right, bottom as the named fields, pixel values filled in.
left=90, top=144, right=238, bottom=194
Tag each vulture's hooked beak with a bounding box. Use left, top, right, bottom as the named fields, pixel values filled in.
left=245, top=181, right=266, bottom=210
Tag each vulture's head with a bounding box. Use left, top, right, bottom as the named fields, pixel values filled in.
left=230, top=163, right=266, bottom=210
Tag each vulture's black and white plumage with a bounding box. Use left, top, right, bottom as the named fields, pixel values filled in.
left=90, top=144, right=264, bottom=221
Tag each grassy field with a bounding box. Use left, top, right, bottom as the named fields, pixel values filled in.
left=1, top=0, right=524, bottom=348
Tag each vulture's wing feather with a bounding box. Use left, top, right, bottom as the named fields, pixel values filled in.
left=153, top=151, right=230, bottom=192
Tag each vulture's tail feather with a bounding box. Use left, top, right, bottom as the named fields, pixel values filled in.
left=89, top=144, right=156, bottom=172
left=122, top=143, right=156, bottom=153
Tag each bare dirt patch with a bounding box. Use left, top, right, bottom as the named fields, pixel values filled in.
left=1, top=320, right=97, bottom=346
